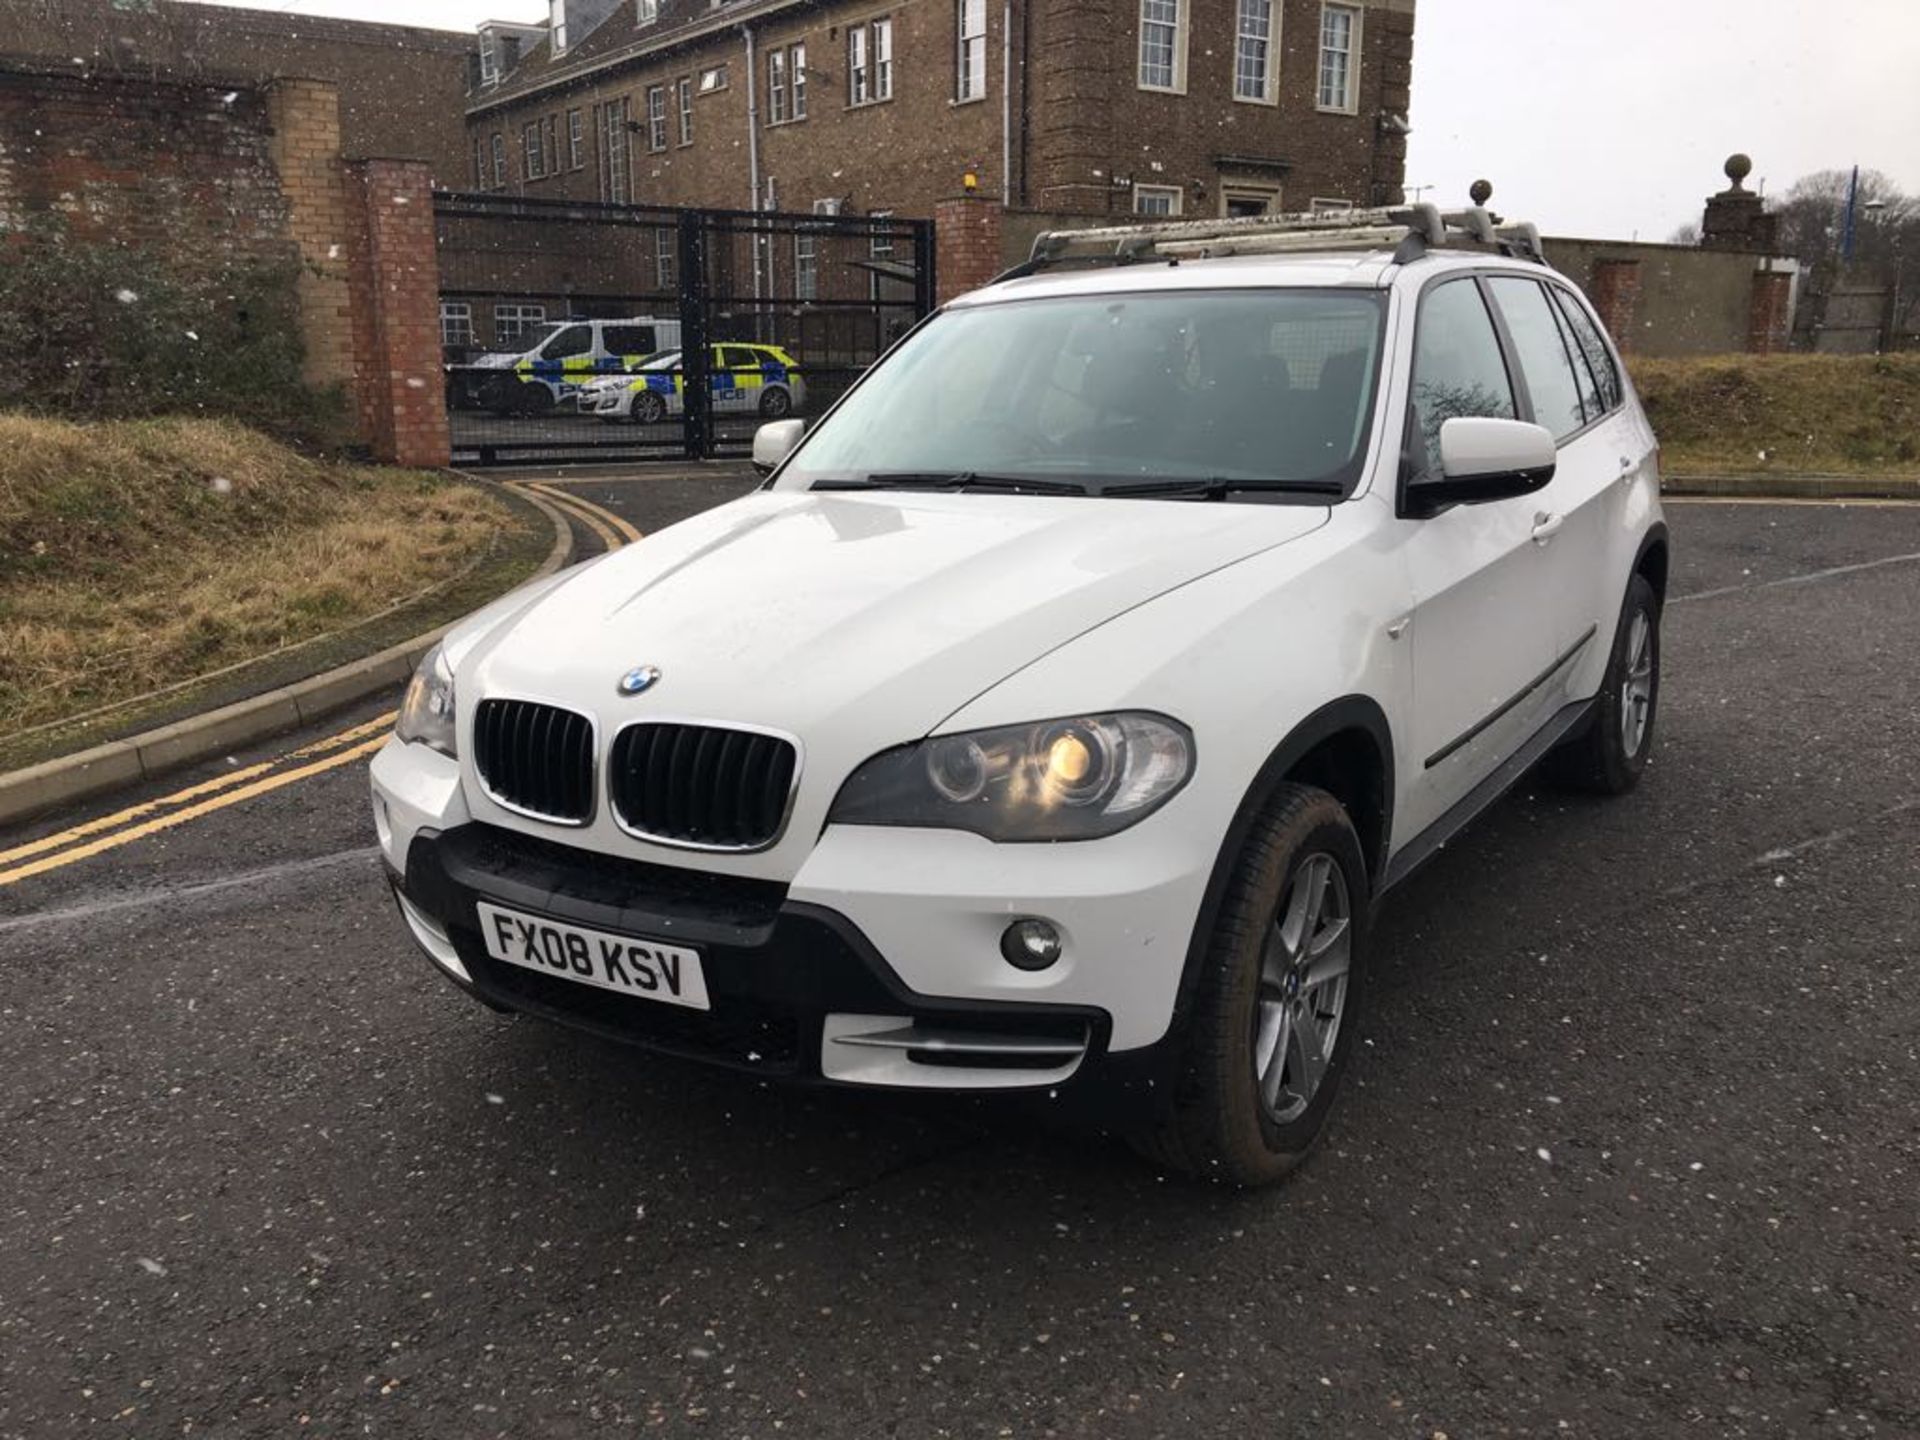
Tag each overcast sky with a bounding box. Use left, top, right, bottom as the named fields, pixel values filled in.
left=194, top=0, right=1920, bottom=241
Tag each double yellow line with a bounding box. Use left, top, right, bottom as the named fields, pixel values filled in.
left=2, top=484, right=642, bottom=889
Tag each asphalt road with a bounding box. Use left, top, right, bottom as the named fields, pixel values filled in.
left=3, top=492, right=1918, bottom=1439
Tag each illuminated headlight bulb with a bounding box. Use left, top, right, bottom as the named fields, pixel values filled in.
left=1046, top=732, right=1092, bottom=785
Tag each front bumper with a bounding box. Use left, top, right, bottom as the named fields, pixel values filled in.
left=390, top=822, right=1123, bottom=1092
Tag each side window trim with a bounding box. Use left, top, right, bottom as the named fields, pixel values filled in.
left=1541, top=281, right=1601, bottom=427
left=1547, top=281, right=1623, bottom=416
left=1397, top=272, right=1528, bottom=508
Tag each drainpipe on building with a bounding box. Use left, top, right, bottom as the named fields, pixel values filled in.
left=743, top=24, right=765, bottom=337
left=1001, top=0, right=1011, bottom=203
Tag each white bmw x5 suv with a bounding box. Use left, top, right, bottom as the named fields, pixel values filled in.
left=372, top=206, right=1667, bottom=1186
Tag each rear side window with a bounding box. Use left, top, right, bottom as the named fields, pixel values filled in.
left=1550, top=287, right=1622, bottom=413
left=603, top=326, right=655, bottom=355
left=720, top=347, right=759, bottom=370
left=1486, top=277, right=1586, bottom=441
left=1408, top=278, right=1517, bottom=476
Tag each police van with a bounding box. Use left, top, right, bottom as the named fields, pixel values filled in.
left=471, top=316, right=683, bottom=416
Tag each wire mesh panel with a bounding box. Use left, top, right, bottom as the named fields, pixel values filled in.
left=434, top=193, right=932, bottom=466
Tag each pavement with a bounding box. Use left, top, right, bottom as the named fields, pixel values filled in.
left=2, top=486, right=1918, bottom=1439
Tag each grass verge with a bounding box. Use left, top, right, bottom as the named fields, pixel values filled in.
left=0, top=416, right=549, bottom=771
left=1629, top=353, right=1920, bottom=475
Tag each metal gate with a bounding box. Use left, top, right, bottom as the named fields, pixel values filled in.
left=435, top=193, right=935, bottom=466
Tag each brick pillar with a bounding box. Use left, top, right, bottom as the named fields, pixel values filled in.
left=342, top=159, right=451, bottom=469
left=265, top=78, right=355, bottom=395
left=1588, top=259, right=1642, bottom=354
left=933, top=193, right=1004, bottom=305
left=1748, top=269, right=1793, bottom=354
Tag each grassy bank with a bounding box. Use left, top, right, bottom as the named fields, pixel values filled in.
left=0, top=416, right=529, bottom=751
left=1629, top=353, right=1920, bottom=475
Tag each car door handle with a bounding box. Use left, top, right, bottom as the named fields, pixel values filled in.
left=1618, top=455, right=1637, bottom=483
left=1531, top=511, right=1564, bottom=544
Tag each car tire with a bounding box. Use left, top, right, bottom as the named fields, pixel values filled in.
left=1547, top=573, right=1660, bottom=795
left=634, top=391, right=667, bottom=425
left=759, top=385, right=793, bottom=418
left=1133, top=783, right=1370, bottom=1187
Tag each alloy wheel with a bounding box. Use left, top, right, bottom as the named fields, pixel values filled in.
left=1253, top=852, right=1352, bottom=1124
left=1620, top=610, right=1653, bottom=756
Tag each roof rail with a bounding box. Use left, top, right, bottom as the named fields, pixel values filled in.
left=999, top=203, right=1548, bottom=282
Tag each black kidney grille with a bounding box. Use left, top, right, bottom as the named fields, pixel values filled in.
left=609, top=723, right=799, bottom=849
left=472, top=699, right=595, bottom=823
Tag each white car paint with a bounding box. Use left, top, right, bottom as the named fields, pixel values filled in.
left=373, top=245, right=1664, bottom=1089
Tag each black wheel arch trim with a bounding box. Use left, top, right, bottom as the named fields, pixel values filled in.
left=1632, top=521, right=1671, bottom=605
left=1164, top=695, right=1394, bottom=1046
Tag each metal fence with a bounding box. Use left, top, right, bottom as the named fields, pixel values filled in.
left=435, top=193, right=935, bottom=466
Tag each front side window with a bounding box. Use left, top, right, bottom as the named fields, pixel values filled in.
left=1317, top=3, right=1358, bottom=111
left=1408, top=278, right=1517, bottom=475
left=957, top=0, right=987, bottom=101
left=1133, top=184, right=1181, bottom=217
left=1486, top=276, right=1587, bottom=441
left=677, top=77, right=694, bottom=144
left=541, top=324, right=594, bottom=360
left=1234, top=0, right=1274, bottom=102
left=776, top=290, right=1387, bottom=494
left=646, top=86, right=667, bottom=151
left=440, top=301, right=473, bottom=347
left=1138, top=0, right=1184, bottom=90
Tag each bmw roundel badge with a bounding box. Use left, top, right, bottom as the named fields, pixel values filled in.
left=617, top=664, right=662, bottom=696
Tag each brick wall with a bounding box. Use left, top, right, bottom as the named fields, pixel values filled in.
left=1748, top=270, right=1793, bottom=355
left=266, top=79, right=355, bottom=393
left=934, top=194, right=1003, bottom=303
left=1586, top=259, right=1642, bottom=356
left=343, top=160, right=452, bottom=468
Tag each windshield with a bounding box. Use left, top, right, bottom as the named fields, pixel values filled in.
left=775, top=289, right=1386, bottom=496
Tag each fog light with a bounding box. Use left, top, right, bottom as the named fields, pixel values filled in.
left=1000, top=918, right=1062, bottom=971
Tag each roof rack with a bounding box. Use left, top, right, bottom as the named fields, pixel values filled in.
left=1001, top=203, right=1547, bottom=281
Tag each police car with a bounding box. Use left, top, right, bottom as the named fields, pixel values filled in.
left=469, top=316, right=682, bottom=416
left=580, top=344, right=806, bottom=424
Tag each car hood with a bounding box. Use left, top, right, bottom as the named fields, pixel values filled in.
left=465, top=490, right=1329, bottom=748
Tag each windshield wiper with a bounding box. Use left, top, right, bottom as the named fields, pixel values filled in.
left=812, top=471, right=1092, bottom=496
left=1097, top=476, right=1347, bottom=501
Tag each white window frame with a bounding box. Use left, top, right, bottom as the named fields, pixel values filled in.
left=656, top=239, right=676, bottom=292
left=1233, top=0, right=1278, bottom=105
left=542, top=115, right=558, bottom=175
left=440, top=301, right=473, bottom=347
left=1316, top=2, right=1361, bottom=114
left=1221, top=182, right=1281, bottom=217
left=873, top=18, right=893, bottom=99
left=1133, top=183, right=1182, bottom=217
left=636, top=0, right=659, bottom=24
left=768, top=47, right=790, bottom=123
left=598, top=98, right=630, bottom=202
left=850, top=20, right=892, bottom=105
left=697, top=65, right=728, bottom=93
left=956, top=0, right=987, bottom=103
left=868, top=209, right=895, bottom=301
left=494, top=303, right=547, bottom=345
left=791, top=43, right=808, bottom=117
left=550, top=0, right=568, bottom=54
left=1309, top=196, right=1353, bottom=213
left=567, top=108, right=584, bottom=169
left=523, top=122, right=544, bottom=180
left=1136, top=0, right=1188, bottom=94
left=849, top=25, right=869, bottom=105
left=794, top=230, right=818, bottom=301
left=677, top=77, right=694, bottom=144
left=479, top=33, right=499, bottom=87
left=490, top=132, right=506, bottom=189
left=646, top=85, right=667, bottom=151
left=472, top=137, right=487, bottom=188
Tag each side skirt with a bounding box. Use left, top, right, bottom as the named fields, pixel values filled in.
left=1378, top=696, right=1594, bottom=898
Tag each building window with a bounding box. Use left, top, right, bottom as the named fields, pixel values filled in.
left=656, top=238, right=676, bottom=292
left=546, top=115, right=560, bottom=174
left=1234, top=0, right=1275, bottom=103
left=636, top=0, right=659, bottom=24
left=523, top=123, right=544, bottom=180
left=868, top=210, right=895, bottom=301
left=1309, top=196, right=1353, bottom=213
left=597, top=98, right=630, bottom=201
left=479, top=33, right=499, bottom=87
left=956, top=0, right=986, bottom=102
left=1137, top=0, right=1185, bottom=92
left=1133, top=184, right=1182, bottom=216
left=495, top=303, right=547, bottom=345
left=440, top=301, right=473, bottom=347
left=1317, top=3, right=1359, bottom=112
left=791, top=43, right=807, bottom=117
left=768, top=47, right=789, bottom=123
left=697, top=65, right=728, bottom=93
left=490, top=132, right=507, bottom=189
left=567, top=108, right=584, bottom=169
left=1223, top=183, right=1280, bottom=216
left=646, top=85, right=667, bottom=150
left=550, top=0, right=568, bottom=53
left=472, top=137, right=487, bottom=188
left=794, top=231, right=818, bottom=300
left=849, top=19, right=892, bottom=105
left=677, top=77, right=694, bottom=143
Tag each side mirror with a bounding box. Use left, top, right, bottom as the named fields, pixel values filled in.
left=1407, top=417, right=1557, bottom=512
left=751, top=419, right=806, bottom=475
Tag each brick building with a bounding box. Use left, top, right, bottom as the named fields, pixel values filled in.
left=465, top=0, right=1414, bottom=222
left=0, top=0, right=476, bottom=183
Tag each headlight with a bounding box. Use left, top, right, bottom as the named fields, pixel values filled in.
left=828, top=713, right=1193, bottom=841
left=395, top=643, right=457, bottom=757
